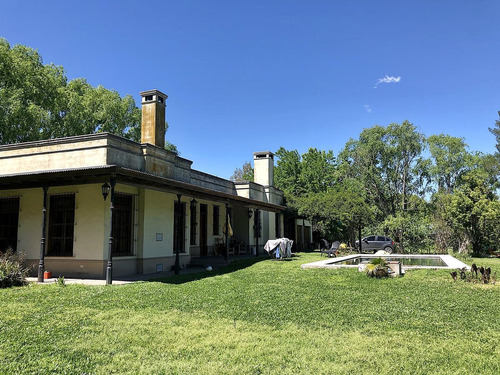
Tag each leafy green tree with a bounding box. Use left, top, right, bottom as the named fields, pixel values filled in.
left=55, top=78, right=141, bottom=141
left=0, top=38, right=66, bottom=143
left=291, top=188, right=373, bottom=247
left=381, top=196, right=433, bottom=253
left=274, top=147, right=302, bottom=196
left=338, top=121, right=428, bottom=219
left=427, top=134, right=472, bottom=193
left=272, top=147, right=337, bottom=242
left=434, top=167, right=500, bottom=255
left=274, top=147, right=335, bottom=197
left=297, top=148, right=336, bottom=194
left=488, top=111, right=500, bottom=156
left=0, top=38, right=175, bottom=148
left=230, top=161, right=254, bottom=182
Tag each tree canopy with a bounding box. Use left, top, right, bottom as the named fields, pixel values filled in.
left=233, top=118, right=500, bottom=254
left=230, top=161, right=254, bottom=182
left=0, top=38, right=172, bottom=146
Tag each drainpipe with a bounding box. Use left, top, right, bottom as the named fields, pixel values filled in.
left=38, top=186, right=48, bottom=282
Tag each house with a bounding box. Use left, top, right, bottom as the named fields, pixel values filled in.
left=0, top=89, right=285, bottom=282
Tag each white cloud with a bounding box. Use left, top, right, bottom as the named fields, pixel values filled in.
left=363, top=104, right=372, bottom=113
left=374, top=75, right=401, bottom=88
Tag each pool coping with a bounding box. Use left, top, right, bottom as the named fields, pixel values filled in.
left=301, top=254, right=470, bottom=270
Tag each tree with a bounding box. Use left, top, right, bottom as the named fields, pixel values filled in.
left=427, top=134, right=472, bottom=193
left=0, top=38, right=66, bottom=143
left=297, top=148, right=336, bottom=194
left=434, top=166, right=500, bottom=255
left=0, top=38, right=176, bottom=148
left=274, top=147, right=336, bottom=197
left=274, top=147, right=302, bottom=196
left=488, top=111, right=500, bottom=156
left=230, top=161, right=254, bottom=182
left=292, top=188, right=373, bottom=247
left=338, top=121, right=428, bottom=219
left=54, top=78, right=141, bottom=141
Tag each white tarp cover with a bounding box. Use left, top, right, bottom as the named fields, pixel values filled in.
left=264, top=238, right=293, bottom=259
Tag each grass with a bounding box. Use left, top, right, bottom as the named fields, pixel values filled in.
left=1, top=254, right=499, bottom=374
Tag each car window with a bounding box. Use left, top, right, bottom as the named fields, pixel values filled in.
left=376, top=236, right=385, bottom=241
left=366, top=236, right=376, bottom=241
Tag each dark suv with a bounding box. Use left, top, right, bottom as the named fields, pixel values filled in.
left=356, top=235, right=395, bottom=253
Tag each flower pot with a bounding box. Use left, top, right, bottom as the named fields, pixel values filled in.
left=44, top=271, right=52, bottom=279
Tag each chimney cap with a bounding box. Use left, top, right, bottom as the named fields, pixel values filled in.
left=253, top=151, right=274, bottom=159
left=140, top=89, right=168, bottom=100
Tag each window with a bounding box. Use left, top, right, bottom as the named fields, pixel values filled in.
left=190, top=202, right=197, bottom=245
left=47, top=194, right=75, bottom=257
left=212, top=205, right=220, bottom=235
left=174, top=201, right=186, bottom=253
left=112, top=194, right=134, bottom=256
left=0, top=197, right=20, bottom=252
left=254, top=209, right=261, bottom=238
left=366, top=236, right=376, bottom=241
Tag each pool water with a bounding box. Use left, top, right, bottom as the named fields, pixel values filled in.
left=334, top=257, right=447, bottom=267
left=302, top=253, right=470, bottom=271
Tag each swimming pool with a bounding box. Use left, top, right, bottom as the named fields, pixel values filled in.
left=301, top=254, right=469, bottom=271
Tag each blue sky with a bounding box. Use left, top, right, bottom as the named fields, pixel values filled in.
left=1, top=0, right=499, bottom=178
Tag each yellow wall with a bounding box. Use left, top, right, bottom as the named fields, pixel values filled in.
left=1, top=182, right=280, bottom=276
left=0, top=184, right=107, bottom=260
left=141, top=189, right=174, bottom=258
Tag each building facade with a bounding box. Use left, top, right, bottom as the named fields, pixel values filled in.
left=0, top=89, right=284, bottom=280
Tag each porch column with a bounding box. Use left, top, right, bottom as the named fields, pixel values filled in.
left=255, top=209, right=260, bottom=257
left=224, top=202, right=229, bottom=262
left=37, top=186, right=48, bottom=282
left=175, top=194, right=182, bottom=275
left=106, top=177, right=116, bottom=285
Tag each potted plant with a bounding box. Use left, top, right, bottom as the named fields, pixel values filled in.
left=365, top=258, right=390, bottom=278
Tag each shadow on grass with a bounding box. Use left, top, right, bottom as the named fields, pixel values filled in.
left=150, top=257, right=267, bottom=284
left=149, top=254, right=302, bottom=284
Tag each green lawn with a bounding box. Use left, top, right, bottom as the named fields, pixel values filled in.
left=1, top=254, right=499, bottom=375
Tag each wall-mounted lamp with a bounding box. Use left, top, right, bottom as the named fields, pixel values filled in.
left=248, top=209, right=253, bottom=219
left=190, top=198, right=197, bottom=209
left=101, top=183, right=111, bottom=201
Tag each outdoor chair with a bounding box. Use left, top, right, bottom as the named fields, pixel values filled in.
left=320, top=240, right=340, bottom=257
left=319, top=239, right=329, bottom=250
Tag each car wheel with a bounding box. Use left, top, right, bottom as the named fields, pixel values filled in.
left=384, top=246, right=392, bottom=253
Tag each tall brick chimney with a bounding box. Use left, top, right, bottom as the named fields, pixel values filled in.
left=140, top=89, right=168, bottom=148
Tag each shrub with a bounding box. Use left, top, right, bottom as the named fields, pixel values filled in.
left=366, top=258, right=390, bottom=278
left=0, top=249, right=31, bottom=288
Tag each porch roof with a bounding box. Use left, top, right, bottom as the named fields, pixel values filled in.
left=0, top=165, right=285, bottom=212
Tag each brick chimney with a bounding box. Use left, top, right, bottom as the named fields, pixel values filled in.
left=140, top=89, right=168, bottom=148
left=253, top=151, right=274, bottom=186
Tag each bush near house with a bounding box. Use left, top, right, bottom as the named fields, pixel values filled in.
left=0, top=249, right=31, bottom=288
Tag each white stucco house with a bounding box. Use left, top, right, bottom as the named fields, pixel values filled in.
left=0, top=89, right=285, bottom=282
